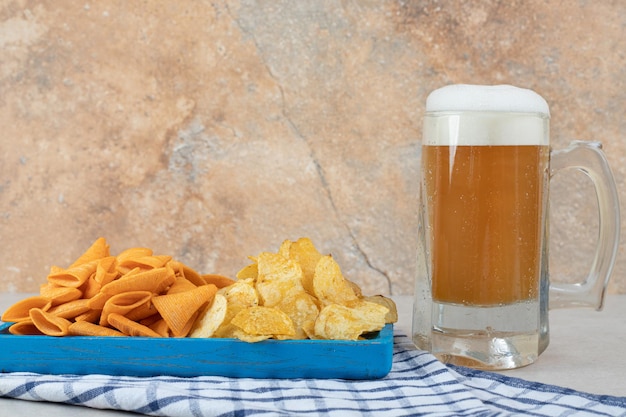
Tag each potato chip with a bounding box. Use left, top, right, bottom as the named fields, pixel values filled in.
left=213, top=279, right=259, bottom=338
left=218, top=278, right=258, bottom=308
left=277, top=239, right=292, bottom=259
left=212, top=305, right=247, bottom=339
left=276, top=292, right=320, bottom=339
left=314, top=300, right=388, bottom=340
left=286, top=237, right=322, bottom=295
left=189, top=294, right=228, bottom=338
left=230, top=306, right=295, bottom=338
left=362, top=295, right=398, bottom=324
left=232, top=329, right=272, bottom=343
left=256, top=252, right=305, bottom=307
left=346, top=279, right=363, bottom=298
left=312, top=255, right=358, bottom=305
left=236, top=262, right=258, bottom=280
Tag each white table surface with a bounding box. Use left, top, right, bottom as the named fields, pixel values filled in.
left=0, top=293, right=624, bottom=415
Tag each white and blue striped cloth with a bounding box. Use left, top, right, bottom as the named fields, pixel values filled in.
left=0, top=333, right=624, bottom=416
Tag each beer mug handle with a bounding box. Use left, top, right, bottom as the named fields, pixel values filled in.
left=548, top=141, right=620, bottom=310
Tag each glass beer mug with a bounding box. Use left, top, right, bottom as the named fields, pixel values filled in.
left=412, top=84, right=620, bottom=370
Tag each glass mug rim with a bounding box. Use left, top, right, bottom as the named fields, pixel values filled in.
left=424, top=110, right=550, bottom=119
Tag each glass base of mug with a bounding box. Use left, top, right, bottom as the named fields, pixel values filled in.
left=429, top=301, right=540, bottom=370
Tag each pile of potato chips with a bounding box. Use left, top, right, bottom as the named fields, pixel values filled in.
left=191, top=237, right=397, bottom=342
left=1, top=237, right=396, bottom=342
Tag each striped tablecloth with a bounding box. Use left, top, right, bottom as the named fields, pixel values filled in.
left=0, top=333, right=624, bottom=416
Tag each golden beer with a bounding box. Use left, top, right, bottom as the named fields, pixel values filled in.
left=422, top=144, right=549, bottom=306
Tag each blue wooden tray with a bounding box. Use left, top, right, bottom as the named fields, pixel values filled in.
left=0, top=322, right=393, bottom=379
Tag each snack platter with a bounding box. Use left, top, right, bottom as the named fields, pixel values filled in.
left=0, top=322, right=393, bottom=380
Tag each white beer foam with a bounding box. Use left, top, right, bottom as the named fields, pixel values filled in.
left=423, top=85, right=549, bottom=146
left=426, top=84, right=549, bottom=115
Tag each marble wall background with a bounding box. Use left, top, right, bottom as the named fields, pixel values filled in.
left=0, top=0, right=624, bottom=297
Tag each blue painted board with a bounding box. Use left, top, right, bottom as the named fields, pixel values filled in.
left=0, top=322, right=393, bottom=379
